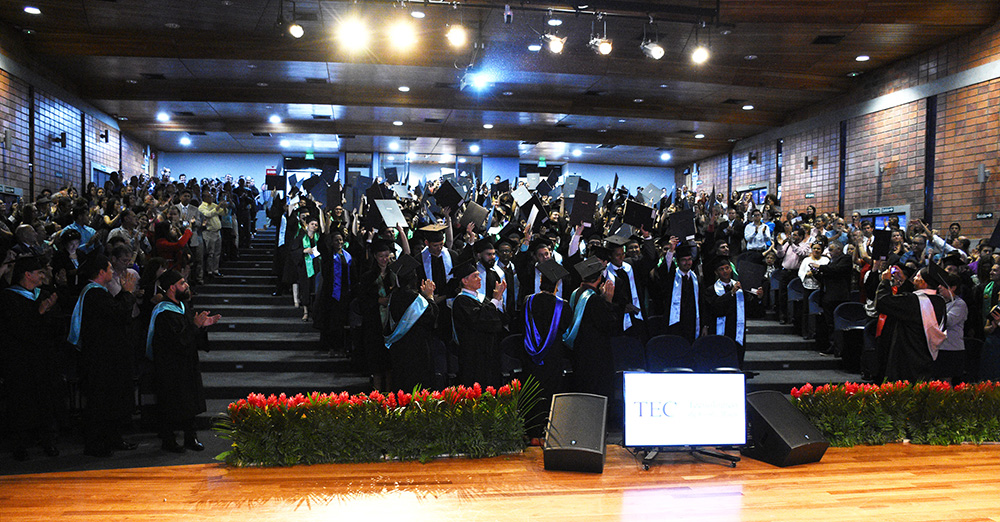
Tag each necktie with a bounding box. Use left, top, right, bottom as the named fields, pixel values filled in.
left=431, top=255, right=446, bottom=287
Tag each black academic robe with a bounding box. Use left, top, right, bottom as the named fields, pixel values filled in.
left=316, top=243, right=353, bottom=351
left=650, top=264, right=701, bottom=344
left=702, top=280, right=753, bottom=366
left=0, top=287, right=60, bottom=437
left=570, top=289, right=620, bottom=400
left=452, top=293, right=506, bottom=387
left=521, top=291, right=573, bottom=437
left=875, top=280, right=947, bottom=382
left=79, top=285, right=137, bottom=421
left=355, top=267, right=394, bottom=375
left=388, top=287, right=439, bottom=392
left=150, top=302, right=208, bottom=426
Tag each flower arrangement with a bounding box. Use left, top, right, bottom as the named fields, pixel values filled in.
left=214, top=378, right=539, bottom=467
left=790, top=380, right=1000, bottom=446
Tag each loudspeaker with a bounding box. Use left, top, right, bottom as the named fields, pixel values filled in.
left=744, top=390, right=828, bottom=467
left=543, top=393, right=607, bottom=473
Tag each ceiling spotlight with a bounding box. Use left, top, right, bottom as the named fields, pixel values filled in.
left=288, top=22, right=304, bottom=38
left=660, top=152, right=672, bottom=162
left=458, top=157, right=467, bottom=163
left=156, top=112, right=170, bottom=122
left=482, top=124, right=494, bottom=129
left=742, top=104, right=754, bottom=111
left=542, top=34, right=566, bottom=54
left=641, top=41, right=665, bottom=60
left=589, top=37, right=612, bottom=55
left=694, top=133, right=705, bottom=139
left=856, top=54, right=870, bottom=62
left=691, top=45, right=710, bottom=64
left=389, top=20, right=418, bottom=50
left=398, top=85, right=410, bottom=92
left=180, top=137, right=192, bottom=146
left=446, top=24, right=468, bottom=48
left=409, top=2, right=426, bottom=19
left=337, top=18, right=370, bottom=52
left=269, top=114, right=282, bottom=124
left=24, top=6, right=41, bottom=15
left=469, top=144, right=480, bottom=153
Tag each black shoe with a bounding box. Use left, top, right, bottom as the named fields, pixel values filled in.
left=184, top=433, right=205, bottom=452
left=84, top=446, right=113, bottom=458
left=42, top=444, right=60, bottom=457
left=161, top=438, right=186, bottom=454
left=12, top=448, right=29, bottom=461
left=113, top=440, right=139, bottom=451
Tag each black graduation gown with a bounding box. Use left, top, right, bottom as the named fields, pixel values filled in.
left=452, top=293, right=506, bottom=387
left=78, top=286, right=137, bottom=421
left=702, top=280, right=752, bottom=366
left=875, top=280, right=947, bottom=382
left=570, top=290, right=619, bottom=399
left=150, top=303, right=208, bottom=426
left=316, top=242, right=352, bottom=348
left=356, top=268, right=394, bottom=374
left=650, top=264, right=700, bottom=344
left=521, top=291, right=573, bottom=437
left=388, top=287, right=439, bottom=392
left=0, top=287, right=60, bottom=437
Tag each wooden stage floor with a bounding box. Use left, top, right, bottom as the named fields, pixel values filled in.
left=2, top=443, right=999, bottom=521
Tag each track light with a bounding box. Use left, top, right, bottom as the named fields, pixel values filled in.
left=542, top=33, right=566, bottom=54
left=337, top=18, right=370, bottom=52
left=446, top=24, right=467, bottom=48
left=589, top=37, right=612, bottom=55
left=691, top=45, right=710, bottom=64
left=641, top=41, right=664, bottom=60
left=389, top=20, right=418, bottom=50
left=288, top=22, right=304, bottom=38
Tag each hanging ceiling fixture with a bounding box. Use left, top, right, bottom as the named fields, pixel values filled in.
left=588, top=13, right=612, bottom=55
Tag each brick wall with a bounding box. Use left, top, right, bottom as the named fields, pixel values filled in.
left=33, top=89, right=83, bottom=192
left=0, top=68, right=31, bottom=192
left=779, top=123, right=840, bottom=216
left=694, top=155, right=727, bottom=201
left=732, top=140, right=778, bottom=195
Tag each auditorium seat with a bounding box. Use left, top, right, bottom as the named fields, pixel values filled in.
left=691, top=335, right=742, bottom=373
left=644, top=334, right=696, bottom=373
left=786, top=278, right=806, bottom=335
left=833, top=302, right=868, bottom=372
left=644, top=315, right=669, bottom=338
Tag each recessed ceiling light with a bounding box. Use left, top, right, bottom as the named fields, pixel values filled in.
left=179, top=136, right=192, bottom=146
left=156, top=112, right=170, bottom=122
left=598, top=129, right=607, bottom=133
left=527, top=43, right=542, bottom=52
left=572, top=149, right=582, bottom=157
left=117, top=116, right=128, bottom=121
left=246, top=64, right=258, bottom=69
left=660, top=84, right=668, bottom=88
left=257, top=82, right=269, bottom=87
left=502, top=91, right=514, bottom=96
left=393, top=120, right=403, bottom=126
left=126, top=79, right=138, bottom=84
left=742, top=104, right=754, bottom=111
left=847, top=71, right=862, bottom=77
left=398, top=85, right=410, bottom=92
left=280, top=139, right=290, bottom=148
left=618, top=119, right=626, bottom=123
left=744, top=54, right=758, bottom=61
left=694, top=133, right=705, bottom=139
left=458, top=157, right=467, bottom=163
left=469, top=144, right=480, bottom=153
left=165, top=22, right=180, bottom=29
left=855, top=55, right=870, bottom=62
left=482, top=123, right=494, bottom=129
left=386, top=155, right=395, bottom=161
left=660, top=152, right=672, bottom=161
left=633, top=98, right=644, bottom=103
left=24, top=6, right=41, bottom=15
left=410, top=9, right=425, bottom=19
left=388, top=142, right=399, bottom=151
left=269, top=114, right=281, bottom=124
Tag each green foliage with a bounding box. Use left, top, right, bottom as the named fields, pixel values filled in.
left=214, top=379, right=538, bottom=467
left=790, top=380, right=1000, bottom=447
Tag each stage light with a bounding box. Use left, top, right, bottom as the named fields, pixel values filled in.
left=589, top=37, right=612, bottom=55
left=180, top=137, right=192, bottom=146
left=446, top=24, right=468, bottom=48
left=691, top=45, right=710, bottom=64
left=641, top=41, right=664, bottom=60
left=269, top=114, right=282, bottom=124
left=288, top=23, right=304, bottom=38
left=157, top=112, right=170, bottom=122
left=389, top=20, right=418, bottom=50
left=337, top=18, right=370, bottom=52
left=543, top=34, right=566, bottom=54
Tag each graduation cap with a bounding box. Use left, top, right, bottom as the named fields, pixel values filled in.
left=496, top=221, right=521, bottom=241
left=574, top=258, right=603, bottom=283
left=623, top=200, right=655, bottom=231
left=926, top=261, right=950, bottom=290
left=434, top=180, right=466, bottom=209
left=871, top=229, right=893, bottom=260
left=450, top=248, right=478, bottom=280
left=941, top=251, right=967, bottom=267
left=589, top=244, right=612, bottom=262
left=301, top=175, right=323, bottom=194
left=737, top=259, right=766, bottom=290
left=667, top=208, right=696, bottom=241
left=474, top=237, right=495, bottom=253
left=459, top=201, right=490, bottom=232
left=707, top=255, right=733, bottom=275
left=674, top=243, right=694, bottom=259
left=384, top=167, right=399, bottom=184
left=569, top=190, right=597, bottom=227
left=388, top=254, right=421, bottom=280
left=11, top=255, right=46, bottom=280
left=373, top=199, right=408, bottom=229
left=604, top=235, right=628, bottom=250
left=989, top=218, right=1000, bottom=249
left=537, top=258, right=570, bottom=285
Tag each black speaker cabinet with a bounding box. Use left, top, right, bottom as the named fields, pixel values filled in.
left=543, top=393, right=607, bottom=473
left=744, top=390, right=829, bottom=467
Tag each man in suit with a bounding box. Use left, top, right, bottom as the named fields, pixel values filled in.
left=815, top=241, right=854, bottom=354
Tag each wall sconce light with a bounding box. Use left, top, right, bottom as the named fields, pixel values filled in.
left=978, top=163, right=992, bottom=183
left=1, top=129, right=11, bottom=149
left=876, top=160, right=885, bottom=175
left=99, top=130, right=109, bottom=143
left=51, top=132, right=66, bottom=148
left=748, top=151, right=758, bottom=164
left=804, top=156, right=814, bottom=170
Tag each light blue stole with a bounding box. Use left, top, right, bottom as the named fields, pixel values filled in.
left=668, top=269, right=700, bottom=339
left=67, top=282, right=107, bottom=347
left=145, top=300, right=186, bottom=360
left=562, top=287, right=595, bottom=349
left=385, top=293, right=429, bottom=349
left=6, top=285, right=40, bottom=301
left=713, top=280, right=745, bottom=345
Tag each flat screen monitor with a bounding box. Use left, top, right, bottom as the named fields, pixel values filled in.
left=623, top=372, right=746, bottom=448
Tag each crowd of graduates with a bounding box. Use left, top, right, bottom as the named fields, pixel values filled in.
left=0, top=170, right=253, bottom=460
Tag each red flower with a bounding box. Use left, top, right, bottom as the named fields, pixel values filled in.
left=498, top=384, right=511, bottom=396
left=485, top=386, right=496, bottom=396
left=790, top=387, right=802, bottom=398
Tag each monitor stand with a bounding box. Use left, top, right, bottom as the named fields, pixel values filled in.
left=639, top=446, right=741, bottom=470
